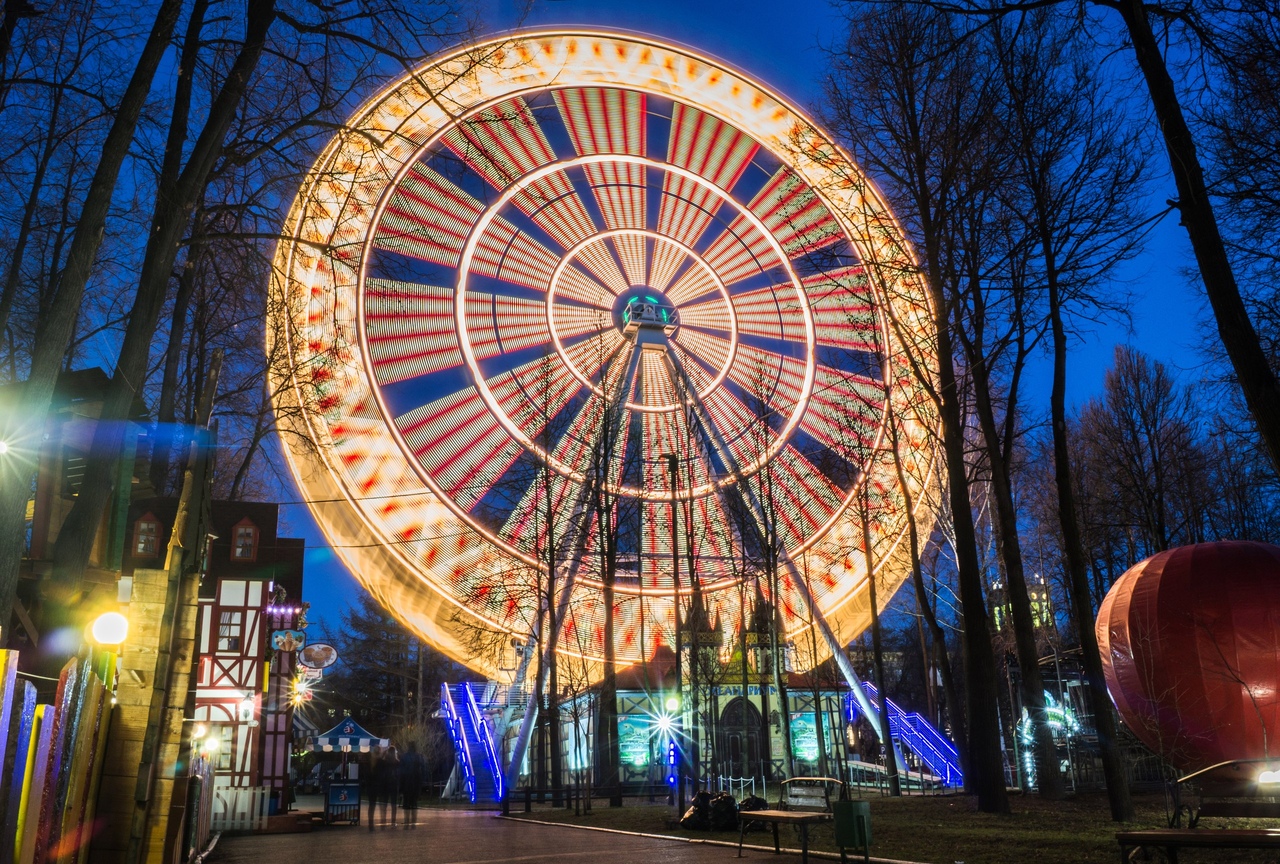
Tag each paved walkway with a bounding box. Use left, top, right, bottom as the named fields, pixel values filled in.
left=210, top=809, right=813, bottom=864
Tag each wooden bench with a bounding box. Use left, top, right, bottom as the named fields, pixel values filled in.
left=737, top=778, right=843, bottom=864
left=736, top=810, right=832, bottom=864
left=1116, top=759, right=1280, bottom=862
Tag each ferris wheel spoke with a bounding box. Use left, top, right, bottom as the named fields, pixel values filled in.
left=672, top=328, right=787, bottom=403
left=651, top=104, right=760, bottom=291
left=365, top=279, right=464, bottom=385
left=496, top=353, right=630, bottom=549
left=553, top=88, right=649, bottom=288
left=697, top=166, right=844, bottom=287
left=611, top=232, right=648, bottom=287
left=375, top=162, right=485, bottom=267
left=672, top=342, right=846, bottom=520
left=438, top=94, right=635, bottom=293
left=395, top=388, right=524, bottom=513
left=724, top=285, right=806, bottom=342
left=804, top=265, right=878, bottom=349
left=665, top=261, right=722, bottom=307
left=675, top=296, right=734, bottom=333
left=802, top=364, right=884, bottom=458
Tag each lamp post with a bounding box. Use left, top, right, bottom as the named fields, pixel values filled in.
left=664, top=453, right=685, bottom=815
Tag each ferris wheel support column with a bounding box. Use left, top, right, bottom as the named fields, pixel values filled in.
left=666, top=350, right=907, bottom=773
left=782, top=559, right=908, bottom=773
left=503, top=542, right=588, bottom=795
left=504, top=341, right=638, bottom=795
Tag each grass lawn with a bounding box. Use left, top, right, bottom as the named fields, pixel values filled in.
left=503, top=791, right=1279, bottom=863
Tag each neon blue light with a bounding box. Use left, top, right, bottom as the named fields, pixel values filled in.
left=463, top=682, right=505, bottom=801
left=441, top=683, right=477, bottom=802
left=858, top=682, right=964, bottom=787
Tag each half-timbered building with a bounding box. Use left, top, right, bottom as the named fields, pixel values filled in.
left=124, top=498, right=305, bottom=809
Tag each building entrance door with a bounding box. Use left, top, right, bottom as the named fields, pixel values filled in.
left=719, top=696, right=764, bottom=778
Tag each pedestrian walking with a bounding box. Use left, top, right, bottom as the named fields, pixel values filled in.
left=365, top=752, right=380, bottom=830
left=376, top=744, right=401, bottom=827
left=399, top=742, right=426, bottom=828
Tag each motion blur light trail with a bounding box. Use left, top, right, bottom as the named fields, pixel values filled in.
left=269, top=29, right=940, bottom=680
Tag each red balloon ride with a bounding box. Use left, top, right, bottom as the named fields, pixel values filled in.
left=1096, top=541, right=1280, bottom=771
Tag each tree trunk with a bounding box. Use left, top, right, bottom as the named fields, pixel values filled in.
left=0, top=1, right=37, bottom=103
left=0, top=0, right=183, bottom=645
left=967, top=344, right=1064, bottom=799
left=860, top=500, right=901, bottom=796
left=50, top=0, right=277, bottom=587
left=0, top=53, right=66, bottom=339
left=926, top=277, right=1010, bottom=813
left=1114, top=0, right=1280, bottom=476
left=1048, top=271, right=1135, bottom=822
left=887, top=405, right=966, bottom=762
left=149, top=227, right=206, bottom=495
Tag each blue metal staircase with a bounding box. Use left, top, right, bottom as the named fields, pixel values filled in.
left=857, top=681, right=963, bottom=787
left=441, top=682, right=505, bottom=803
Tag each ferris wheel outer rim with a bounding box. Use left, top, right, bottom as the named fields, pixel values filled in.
left=268, top=28, right=943, bottom=678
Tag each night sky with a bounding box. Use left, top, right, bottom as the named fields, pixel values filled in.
left=289, top=0, right=1202, bottom=630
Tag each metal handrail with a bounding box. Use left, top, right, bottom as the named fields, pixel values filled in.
left=463, top=682, right=505, bottom=800
left=441, top=683, right=477, bottom=802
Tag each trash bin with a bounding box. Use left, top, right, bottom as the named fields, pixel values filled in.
left=833, top=799, right=872, bottom=863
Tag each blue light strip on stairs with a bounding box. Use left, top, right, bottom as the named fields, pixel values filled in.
left=856, top=681, right=964, bottom=787
left=441, top=682, right=478, bottom=802
left=463, top=682, right=505, bottom=801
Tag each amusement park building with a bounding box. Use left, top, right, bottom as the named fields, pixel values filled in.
left=123, top=497, right=305, bottom=808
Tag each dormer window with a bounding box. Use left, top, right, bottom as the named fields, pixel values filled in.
left=232, top=519, right=258, bottom=562
left=134, top=514, right=160, bottom=558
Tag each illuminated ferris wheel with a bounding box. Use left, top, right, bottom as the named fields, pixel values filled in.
left=270, top=30, right=938, bottom=680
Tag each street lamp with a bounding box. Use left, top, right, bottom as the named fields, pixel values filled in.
left=663, top=453, right=685, bottom=815
left=88, top=611, right=128, bottom=687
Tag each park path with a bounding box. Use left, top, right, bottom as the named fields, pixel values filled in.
left=209, top=809, right=814, bottom=864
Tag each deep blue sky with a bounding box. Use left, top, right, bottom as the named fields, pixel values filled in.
left=288, top=0, right=1202, bottom=628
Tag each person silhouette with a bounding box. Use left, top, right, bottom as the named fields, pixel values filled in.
left=399, top=742, right=425, bottom=828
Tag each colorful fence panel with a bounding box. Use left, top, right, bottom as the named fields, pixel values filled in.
left=0, top=650, right=115, bottom=864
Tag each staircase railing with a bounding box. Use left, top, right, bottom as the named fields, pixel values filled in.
left=441, top=683, right=478, bottom=802
left=463, top=682, right=505, bottom=801
left=858, top=682, right=963, bottom=787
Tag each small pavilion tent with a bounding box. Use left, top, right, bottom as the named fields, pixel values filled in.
left=310, top=715, right=389, bottom=753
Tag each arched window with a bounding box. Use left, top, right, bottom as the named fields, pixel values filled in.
left=231, top=519, right=258, bottom=562
left=134, top=514, right=160, bottom=558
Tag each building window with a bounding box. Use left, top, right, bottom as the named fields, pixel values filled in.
left=215, top=724, right=234, bottom=771
left=134, top=515, right=159, bottom=558
left=217, top=611, right=242, bottom=652
left=232, top=520, right=258, bottom=562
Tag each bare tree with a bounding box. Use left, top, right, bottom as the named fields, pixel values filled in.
left=823, top=2, right=1011, bottom=811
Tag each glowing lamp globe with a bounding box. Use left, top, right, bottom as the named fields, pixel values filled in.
left=90, top=611, right=129, bottom=646
left=1096, top=541, right=1280, bottom=770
